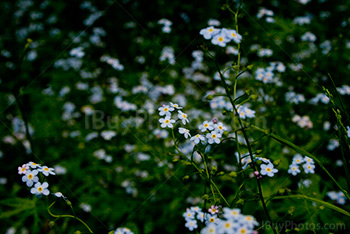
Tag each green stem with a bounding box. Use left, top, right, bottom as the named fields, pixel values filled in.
left=48, top=201, right=94, bottom=233
left=210, top=179, right=230, bottom=206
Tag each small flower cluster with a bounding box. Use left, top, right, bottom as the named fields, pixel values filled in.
left=199, top=26, right=242, bottom=47
left=160, top=46, right=175, bottom=65
left=100, top=55, right=124, bottom=71
left=257, top=7, right=275, bottom=23
left=183, top=206, right=259, bottom=233
left=158, top=18, right=172, bottom=33
left=114, top=227, right=134, bottom=234
left=292, top=115, right=313, bottom=129
left=197, top=120, right=227, bottom=144
left=237, top=154, right=278, bottom=178
left=158, top=102, right=187, bottom=128
left=285, top=91, right=306, bottom=104
left=18, top=162, right=55, bottom=197
left=237, top=105, right=256, bottom=119
left=327, top=191, right=347, bottom=205
left=288, top=154, right=315, bottom=175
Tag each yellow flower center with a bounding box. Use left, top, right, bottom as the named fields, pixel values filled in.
left=218, top=37, right=224, bottom=42
left=209, top=28, right=213, bottom=32
left=232, top=211, right=237, bottom=215
left=28, top=174, right=33, bottom=179
left=21, top=168, right=26, bottom=172
left=218, top=126, right=222, bottom=130
left=204, top=124, right=208, bottom=127
left=212, top=134, right=217, bottom=138
left=44, top=168, right=49, bottom=171
left=165, top=120, right=169, bottom=124
left=209, top=218, right=215, bottom=222
left=240, top=229, right=246, bottom=234
left=38, top=187, right=43, bottom=192
left=246, top=217, right=252, bottom=221
left=164, top=108, right=168, bottom=112
left=266, top=168, right=272, bottom=172
left=232, top=33, right=236, bottom=37
left=225, top=223, right=231, bottom=228
left=183, top=114, right=186, bottom=118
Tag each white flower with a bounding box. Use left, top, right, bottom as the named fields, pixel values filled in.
left=205, top=214, right=220, bottom=225
left=69, top=47, right=85, bottom=58
left=27, top=161, right=41, bottom=169
left=158, top=105, right=174, bottom=116
left=190, top=134, right=205, bottom=144
left=185, top=219, right=198, bottom=231
left=260, top=163, right=278, bottom=177
left=222, top=28, right=242, bottom=44
left=30, top=182, right=50, bottom=196
left=211, top=32, right=230, bottom=47
left=288, top=164, right=301, bottom=176
left=199, top=121, right=214, bottom=132
left=214, top=122, right=227, bottom=134
left=292, top=154, right=304, bottom=164
left=303, top=163, right=315, bottom=174
left=18, top=164, right=29, bottom=175
left=101, top=130, right=116, bottom=140
left=179, top=128, right=191, bottom=139
left=199, top=26, right=220, bottom=40
left=241, top=215, right=259, bottom=229
left=38, top=166, right=56, bottom=176
left=206, top=131, right=222, bottom=144
left=183, top=208, right=195, bottom=221
left=304, top=156, right=314, bottom=164
left=178, top=111, right=189, bottom=125
left=159, top=116, right=175, bottom=128
left=218, top=220, right=236, bottom=233
left=170, top=102, right=182, bottom=109
left=201, top=223, right=217, bottom=234
left=22, top=170, right=39, bottom=187
left=223, top=208, right=241, bottom=221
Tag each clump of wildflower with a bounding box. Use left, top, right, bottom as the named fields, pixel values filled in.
left=287, top=154, right=316, bottom=176
left=18, top=162, right=56, bottom=197
left=327, top=191, right=347, bottom=205
left=292, top=115, right=313, bottom=129
left=158, top=18, right=172, bottom=33
left=199, top=26, right=242, bottom=47
left=183, top=206, right=259, bottom=233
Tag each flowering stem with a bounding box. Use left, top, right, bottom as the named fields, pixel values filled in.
left=210, top=6, right=278, bottom=233
left=48, top=201, right=94, bottom=233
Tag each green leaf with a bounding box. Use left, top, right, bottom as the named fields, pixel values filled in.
left=0, top=197, right=35, bottom=209
left=0, top=198, right=35, bottom=219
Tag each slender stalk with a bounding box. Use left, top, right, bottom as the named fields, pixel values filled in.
left=209, top=6, right=278, bottom=234
left=48, top=201, right=94, bottom=233
left=210, top=179, right=230, bottom=206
